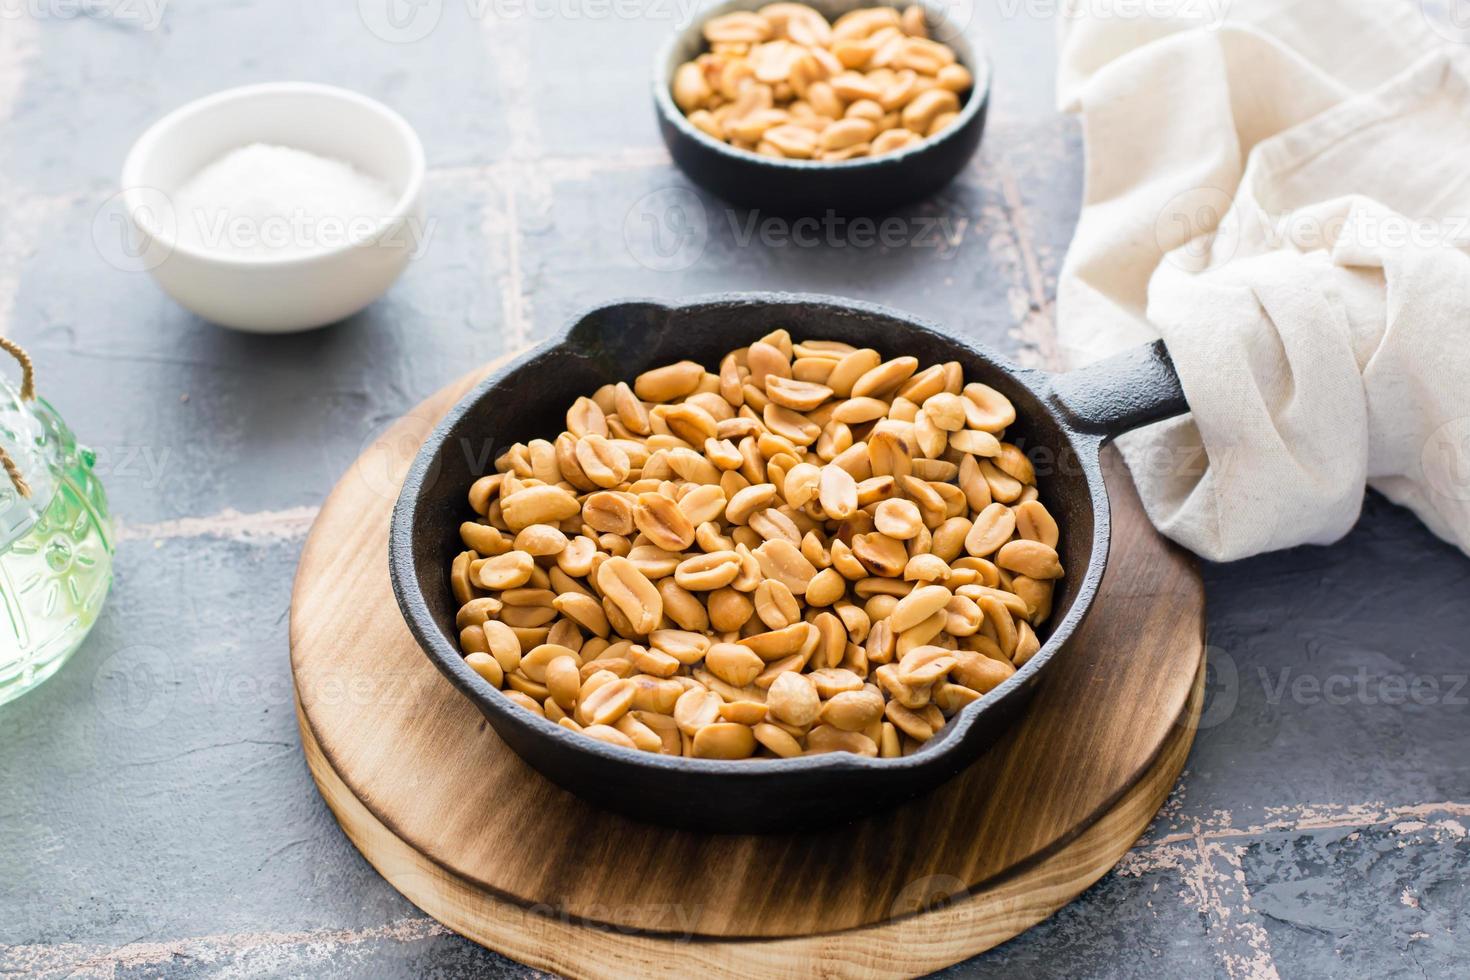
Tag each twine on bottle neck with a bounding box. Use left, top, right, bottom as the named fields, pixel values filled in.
left=0, top=337, right=35, bottom=498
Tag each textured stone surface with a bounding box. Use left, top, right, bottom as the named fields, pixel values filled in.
left=0, top=3, right=1466, bottom=978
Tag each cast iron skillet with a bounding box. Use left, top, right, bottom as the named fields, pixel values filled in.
left=653, top=0, right=990, bottom=215
left=390, top=294, right=1187, bottom=833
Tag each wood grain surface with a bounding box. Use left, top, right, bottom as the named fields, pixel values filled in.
left=296, top=660, right=1202, bottom=979
left=290, top=358, right=1205, bottom=948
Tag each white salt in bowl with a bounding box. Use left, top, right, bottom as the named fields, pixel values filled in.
left=121, top=82, right=426, bottom=333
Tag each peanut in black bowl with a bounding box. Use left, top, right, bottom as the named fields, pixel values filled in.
left=652, top=0, right=991, bottom=215
left=388, top=294, right=1188, bottom=832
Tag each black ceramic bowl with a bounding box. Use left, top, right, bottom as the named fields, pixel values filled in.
left=653, top=0, right=990, bottom=215
left=390, top=294, right=1186, bottom=833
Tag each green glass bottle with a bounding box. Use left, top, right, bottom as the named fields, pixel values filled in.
left=0, top=342, right=113, bottom=705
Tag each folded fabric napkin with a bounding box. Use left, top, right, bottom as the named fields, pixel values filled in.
left=1055, top=0, right=1470, bottom=560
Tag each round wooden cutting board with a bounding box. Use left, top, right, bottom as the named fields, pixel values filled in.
left=290, top=359, right=1206, bottom=979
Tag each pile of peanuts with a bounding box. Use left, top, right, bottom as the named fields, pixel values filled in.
left=671, top=4, right=972, bottom=161
left=450, top=331, right=1064, bottom=760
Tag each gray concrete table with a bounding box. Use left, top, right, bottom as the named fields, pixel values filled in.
left=2, top=3, right=1466, bottom=978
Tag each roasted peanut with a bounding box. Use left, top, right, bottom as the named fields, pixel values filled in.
left=805, top=566, right=847, bottom=607
left=693, top=722, right=758, bottom=759
left=889, top=585, right=952, bottom=633
left=704, top=10, right=771, bottom=44
left=633, top=492, right=696, bottom=551
left=852, top=357, right=918, bottom=399
left=476, top=550, right=534, bottom=590
left=806, top=725, right=878, bottom=756
left=674, top=687, right=723, bottom=735
left=596, top=556, right=663, bottom=635
left=635, top=360, right=704, bottom=403
left=753, top=722, right=803, bottom=757
left=821, top=689, right=885, bottom=730
left=465, top=652, right=504, bottom=688
left=450, top=335, right=1060, bottom=759
left=754, top=579, right=801, bottom=629
left=673, top=5, right=970, bottom=161
left=874, top=498, right=924, bottom=539
left=818, top=463, right=859, bottom=519
left=767, top=671, right=820, bottom=726
left=962, top=382, right=1016, bottom=432
left=1014, top=499, right=1059, bottom=548
left=515, top=523, right=568, bottom=556
left=501, top=485, right=580, bottom=532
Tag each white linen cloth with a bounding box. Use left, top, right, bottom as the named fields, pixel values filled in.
left=1055, top=0, right=1470, bottom=560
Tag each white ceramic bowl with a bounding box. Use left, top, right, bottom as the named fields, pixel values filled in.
left=121, top=82, right=426, bottom=333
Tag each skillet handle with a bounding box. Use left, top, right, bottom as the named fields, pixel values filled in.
left=1047, top=339, right=1189, bottom=440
